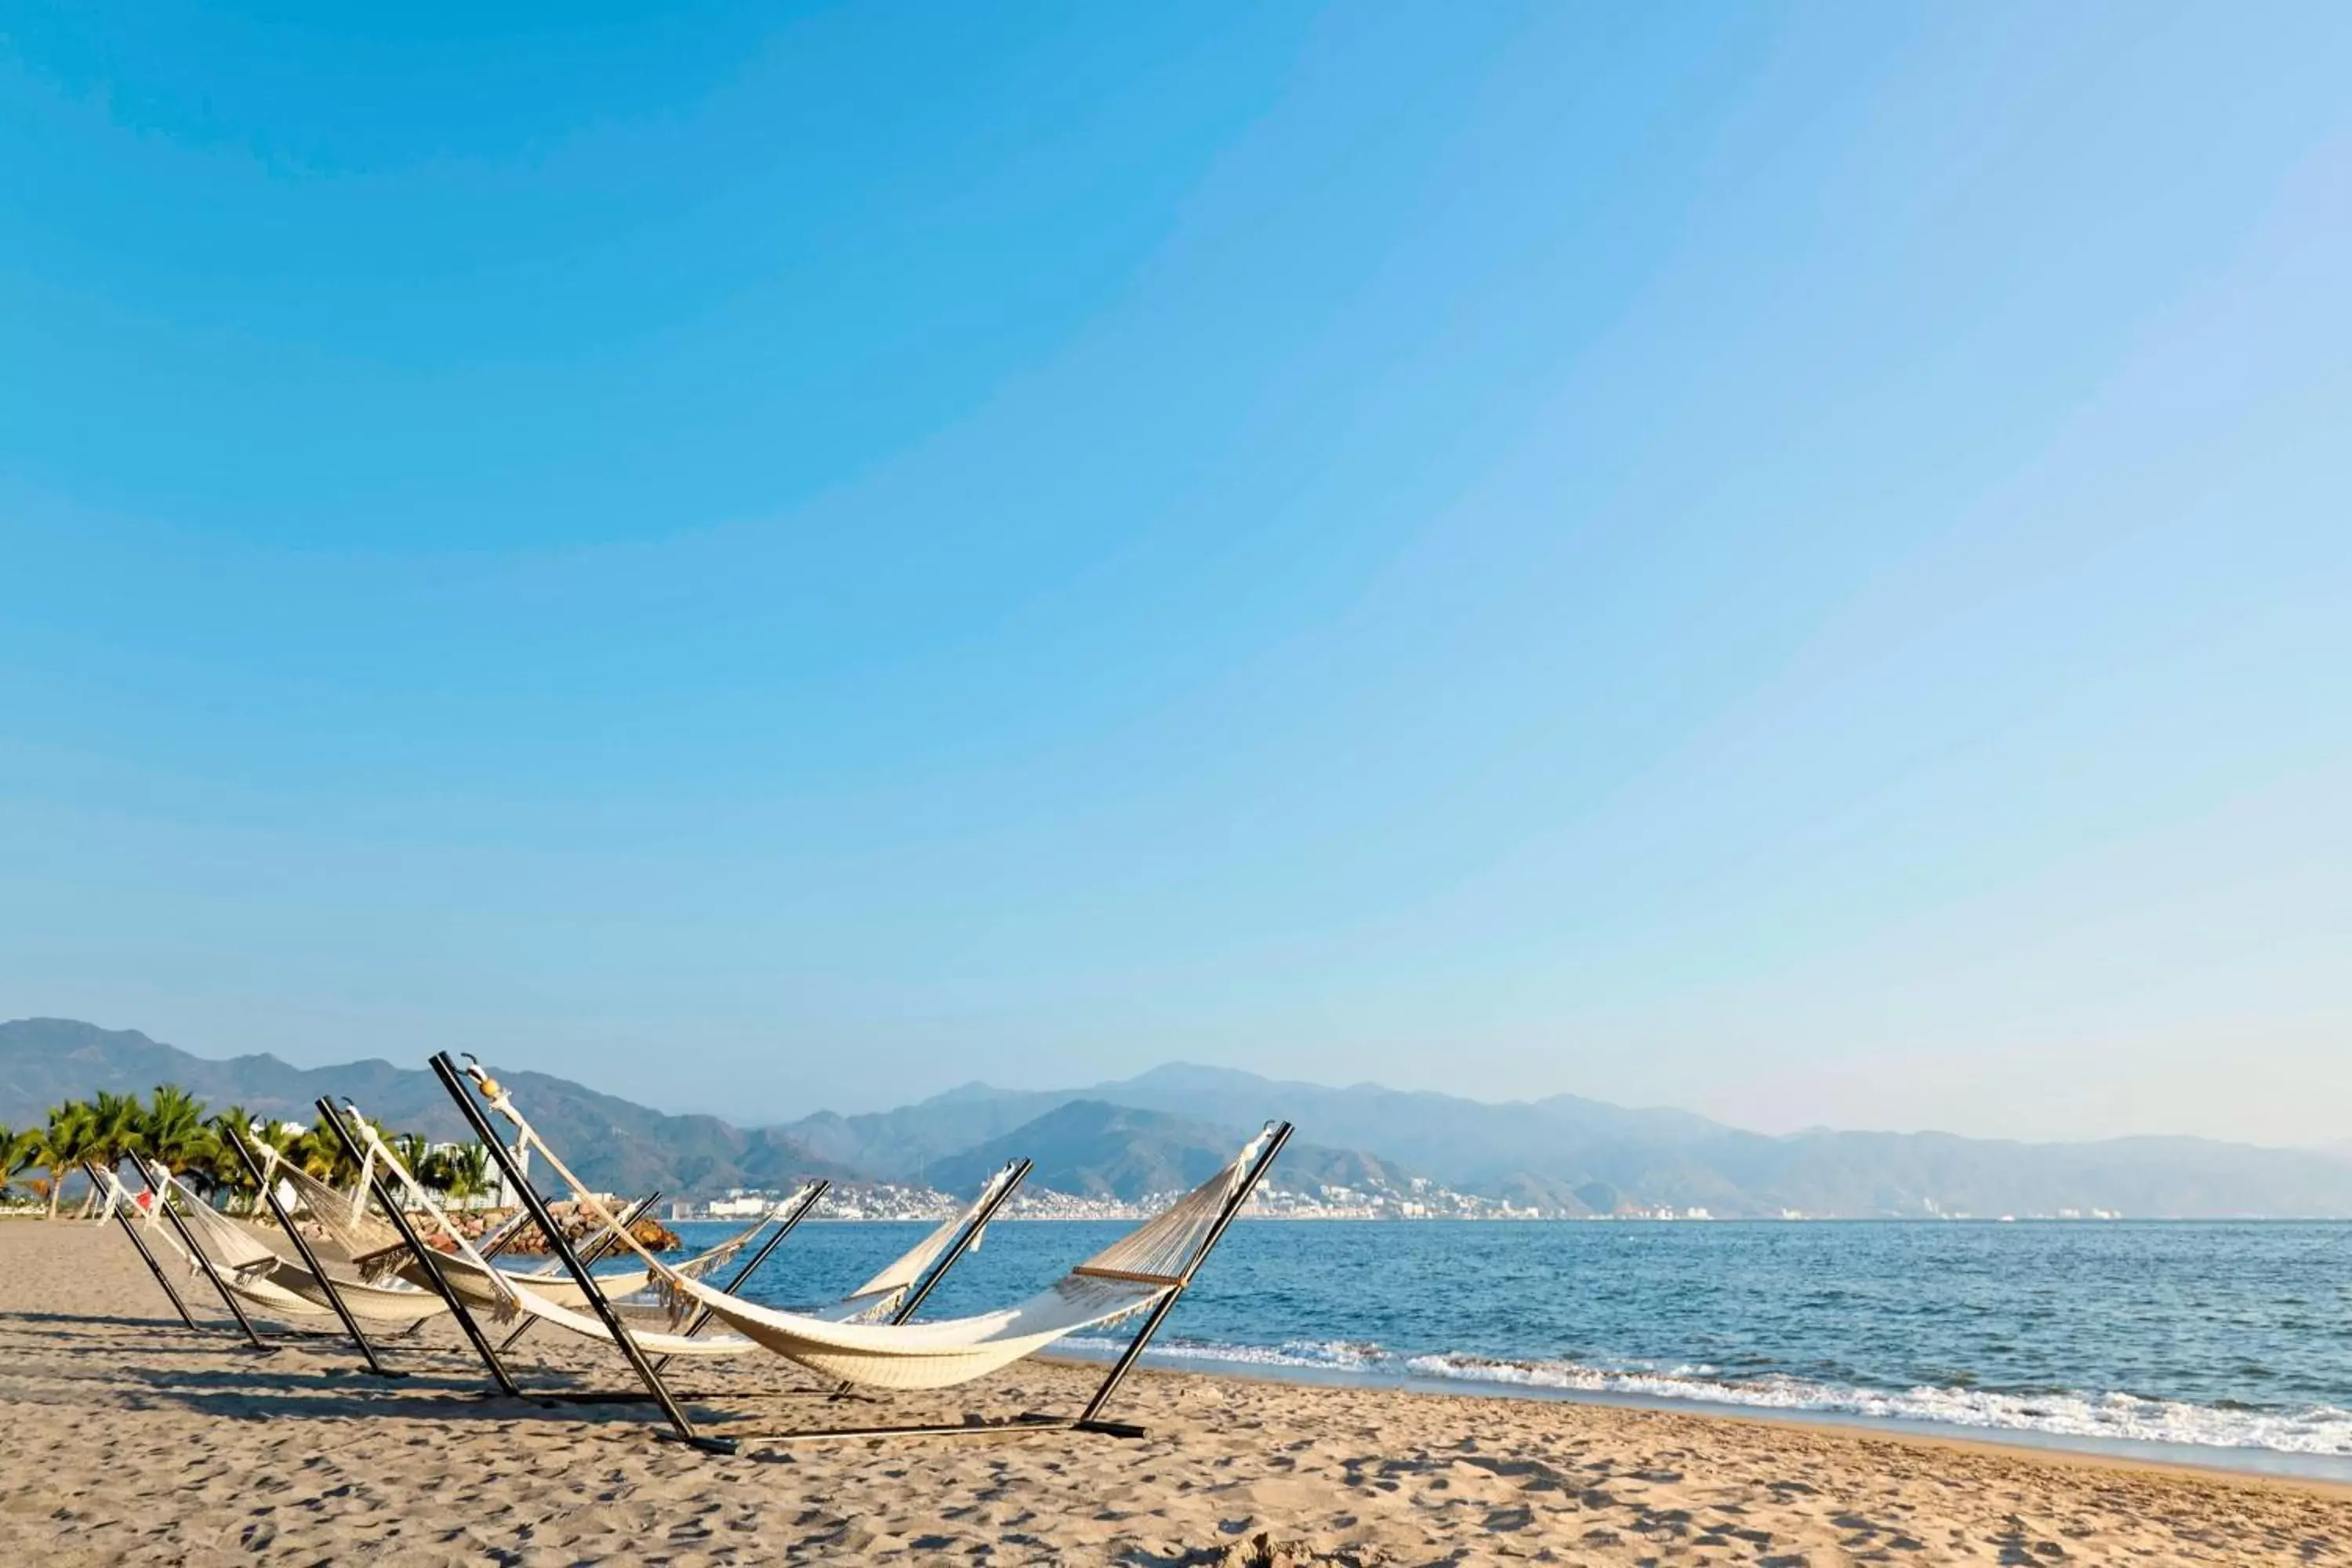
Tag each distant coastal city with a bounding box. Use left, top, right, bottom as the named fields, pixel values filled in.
left=682, top=1181, right=2130, bottom=1225
left=684, top=1178, right=1577, bottom=1224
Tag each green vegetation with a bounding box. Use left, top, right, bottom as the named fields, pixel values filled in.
left=1, top=1085, right=494, bottom=1218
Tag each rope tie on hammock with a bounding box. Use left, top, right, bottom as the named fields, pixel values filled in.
left=93, top=1165, right=141, bottom=1229
left=137, top=1161, right=201, bottom=1282
left=351, top=1144, right=376, bottom=1229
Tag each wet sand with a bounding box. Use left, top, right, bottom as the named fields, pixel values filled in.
left=3, top=1218, right=2347, bottom=1564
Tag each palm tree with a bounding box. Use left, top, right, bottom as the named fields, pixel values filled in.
left=0, top=1123, right=37, bottom=1202
left=394, top=1132, right=434, bottom=1190
left=439, top=1143, right=493, bottom=1205
left=35, top=1102, right=97, bottom=1220
left=80, top=1091, right=148, bottom=1218
left=292, top=1112, right=361, bottom=1184
left=143, top=1085, right=214, bottom=1192
left=416, top=1141, right=488, bottom=1203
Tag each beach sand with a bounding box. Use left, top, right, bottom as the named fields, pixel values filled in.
left=3, top=1219, right=2346, bottom=1565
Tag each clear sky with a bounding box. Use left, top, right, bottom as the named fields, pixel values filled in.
left=5, top=5, right=2347, bottom=1143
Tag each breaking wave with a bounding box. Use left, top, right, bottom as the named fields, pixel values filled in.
left=1062, top=1334, right=1389, bottom=1372
left=1069, top=1335, right=2352, bottom=1457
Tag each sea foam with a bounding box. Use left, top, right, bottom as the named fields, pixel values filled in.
left=1069, top=1334, right=2352, bottom=1456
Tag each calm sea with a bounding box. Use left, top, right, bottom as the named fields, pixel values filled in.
left=667, top=1218, right=2352, bottom=1476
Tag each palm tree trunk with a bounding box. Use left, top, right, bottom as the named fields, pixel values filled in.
left=47, top=1164, right=65, bottom=1220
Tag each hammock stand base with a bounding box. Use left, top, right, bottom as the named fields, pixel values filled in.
left=488, top=1387, right=864, bottom=1409
left=733, top=1412, right=1154, bottom=1446
left=739, top=1412, right=1080, bottom=1445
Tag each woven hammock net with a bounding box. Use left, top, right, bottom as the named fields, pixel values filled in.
left=1074, top=1143, right=1264, bottom=1281
left=419, top=1203, right=782, bottom=1323
left=161, top=1173, right=285, bottom=1282
left=274, top=1162, right=412, bottom=1279
left=425, top=1171, right=1003, bottom=1352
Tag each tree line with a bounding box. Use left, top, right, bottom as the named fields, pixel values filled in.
left=0, top=1085, right=494, bottom=1219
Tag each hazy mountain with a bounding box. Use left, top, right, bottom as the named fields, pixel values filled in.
left=1540, top=1125, right=2352, bottom=1219
left=782, top=1062, right=1730, bottom=1188
left=784, top=1082, right=1071, bottom=1181
left=0, top=1019, right=856, bottom=1197
left=799, top=1060, right=2352, bottom=1218
left=1073, top=1063, right=1731, bottom=1186
left=924, top=1099, right=1421, bottom=1202
left=16, top=1018, right=2352, bottom=1217
left=0, top=1018, right=477, bottom=1136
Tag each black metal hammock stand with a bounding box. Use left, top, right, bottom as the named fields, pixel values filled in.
left=434, top=1049, right=1293, bottom=1450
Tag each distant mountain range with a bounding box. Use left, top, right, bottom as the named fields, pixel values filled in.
left=9, top=1017, right=2352, bottom=1218
left=0, top=1018, right=858, bottom=1198
left=779, top=1061, right=2352, bottom=1218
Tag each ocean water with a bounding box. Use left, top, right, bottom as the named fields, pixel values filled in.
left=669, top=1218, right=2352, bottom=1474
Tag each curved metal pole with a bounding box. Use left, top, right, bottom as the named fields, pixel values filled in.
left=225, top=1127, right=399, bottom=1377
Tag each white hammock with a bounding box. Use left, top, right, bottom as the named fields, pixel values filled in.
left=430, top=1217, right=947, bottom=1361
left=474, top=1054, right=1282, bottom=1391
left=666, top=1269, right=1171, bottom=1390
left=452, top=1171, right=1024, bottom=1359
left=328, top=1104, right=793, bottom=1356
left=347, top=1100, right=1028, bottom=1359
left=416, top=1210, right=778, bottom=1314
left=132, top=1163, right=448, bottom=1327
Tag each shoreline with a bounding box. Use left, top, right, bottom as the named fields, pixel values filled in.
left=1024, top=1339, right=2352, bottom=1486
left=1036, top=1348, right=2352, bottom=1493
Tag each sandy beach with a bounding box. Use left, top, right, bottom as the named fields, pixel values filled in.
left=3, top=1220, right=2346, bottom=1566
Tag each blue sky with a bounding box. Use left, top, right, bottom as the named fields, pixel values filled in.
left=5, top=4, right=2347, bottom=1142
